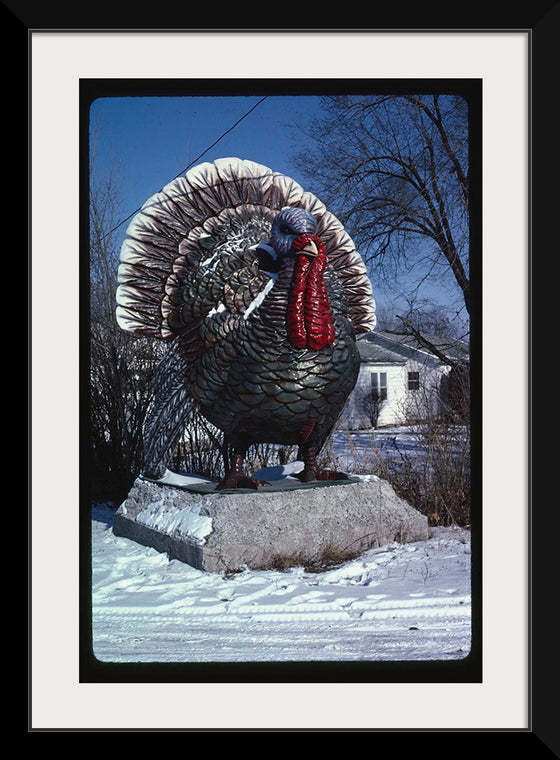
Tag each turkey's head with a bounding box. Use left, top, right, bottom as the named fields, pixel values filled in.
left=270, top=206, right=319, bottom=257
left=262, top=206, right=335, bottom=351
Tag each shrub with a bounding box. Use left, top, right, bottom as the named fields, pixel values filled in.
left=333, top=422, right=471, bottom=527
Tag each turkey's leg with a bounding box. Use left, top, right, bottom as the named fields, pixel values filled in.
left=217, top=449, right=265, bottom=490
left=296, top=442, right=350, bottom=483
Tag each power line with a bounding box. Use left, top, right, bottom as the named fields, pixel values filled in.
left=100, top=95, right=268, bottom=242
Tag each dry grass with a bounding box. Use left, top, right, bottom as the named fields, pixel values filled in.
left=170, top=406, right=471, bottom=529
left=170, top=414, right=299, bottom=482
left=265, top=543, right=365, bottom=574
left=329, top=422, right=471, bottom=528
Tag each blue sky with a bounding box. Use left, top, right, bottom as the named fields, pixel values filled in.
left=90, top=95, right=324, bottom=221
left=89, top=92, right=469, bottom=323
left=89, top=93, right=399, bottom=314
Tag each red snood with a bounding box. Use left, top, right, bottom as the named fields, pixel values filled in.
left=286, top=234, right=335, bottom=351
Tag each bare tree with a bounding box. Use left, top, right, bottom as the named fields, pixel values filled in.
left=294, top=94, right=471, bottom=326
left=89, top=129, right=163, bottom=504
left=291, top=96, right=472, bottom=523
left=353, top=385, right=386, bottom=429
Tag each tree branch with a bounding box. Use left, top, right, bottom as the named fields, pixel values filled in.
left=394, top=315, right=464, bottom=368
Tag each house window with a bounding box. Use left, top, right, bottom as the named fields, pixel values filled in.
left=371, top=372, right=388, bottom=401
left=408, top=371, right=420, bottom=391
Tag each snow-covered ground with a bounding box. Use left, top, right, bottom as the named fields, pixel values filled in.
left=91, top=501, right=472, bottom=664
left=331, top=425, right=468, bottom=472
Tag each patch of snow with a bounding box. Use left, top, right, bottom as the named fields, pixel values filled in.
left=243, top=275, right=277, bottom=320
left=251, top=462, right=379, bottom=483
left=201, top=250, right=221, bottom=270
left=91, top=506, right=472, bottom=664
left=207, top=302, right=226, bottom=317
left=154, top=469, right=215, bottom=487
left=135, top=496, right=213, bottom=545
left=252, top=461, right=304, bottom=481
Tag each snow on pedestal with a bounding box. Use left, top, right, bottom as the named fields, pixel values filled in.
left=113, top=465, right=429, bottom=574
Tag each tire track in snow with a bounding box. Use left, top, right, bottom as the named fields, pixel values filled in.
left=91, top=509, right=472, bottom=662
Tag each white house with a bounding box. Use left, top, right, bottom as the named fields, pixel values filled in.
left=343, top=330, right=469, bottom=429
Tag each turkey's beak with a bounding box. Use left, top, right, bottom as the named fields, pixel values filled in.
left=296, top=238, right=319, bottom=258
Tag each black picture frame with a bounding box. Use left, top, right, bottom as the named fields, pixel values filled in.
left=26, top=15, right=544, bottom=741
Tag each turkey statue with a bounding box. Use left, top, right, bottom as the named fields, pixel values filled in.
left=116, top=158, right=376, bottom=490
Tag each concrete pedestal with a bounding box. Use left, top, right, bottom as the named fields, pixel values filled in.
left=112, top=467, right=429, bottom=574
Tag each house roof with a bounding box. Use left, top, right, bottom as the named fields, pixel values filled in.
left=356, top=330, right=470, bottom=366
left=357, top=333, right=408, bottom=364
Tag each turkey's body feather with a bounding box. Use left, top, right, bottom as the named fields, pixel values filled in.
left=116, top=158, right=376, bottom=482
left=190, top=261, right=360, bottom=452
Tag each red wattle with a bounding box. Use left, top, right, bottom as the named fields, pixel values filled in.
left=286, top=254, right=310, bottom=348
left=287, top=235, right=335, bottom=351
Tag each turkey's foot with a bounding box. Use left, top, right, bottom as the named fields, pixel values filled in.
left=216, top=450, right=267, bottom=490
left=296, top=443, right=350, bottom=483
left=216, top=473, right=265, bottom=491
left=142, top=464, right=167, bottom=481
left=296, top=468, right=350, bottom=483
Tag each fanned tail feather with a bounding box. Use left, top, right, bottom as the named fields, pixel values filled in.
left=116, top=158, right=376, bottom=346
